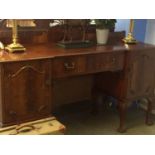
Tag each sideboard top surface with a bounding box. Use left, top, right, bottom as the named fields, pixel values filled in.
left=0, top=42, right=154, bottom=63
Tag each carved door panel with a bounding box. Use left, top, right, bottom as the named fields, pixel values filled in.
left=126, top=50, right=155, bottom=99
left=2, top=60, right=52, bottom=125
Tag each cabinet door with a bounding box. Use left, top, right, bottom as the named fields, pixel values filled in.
left=2, top=60, right=52, bottom=126
left=126, top=50, right=155, bottom=99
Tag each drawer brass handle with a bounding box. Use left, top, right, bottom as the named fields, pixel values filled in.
left=64, top=62, right=75, bottom=70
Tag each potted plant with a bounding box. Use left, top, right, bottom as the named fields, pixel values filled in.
left=95, top=19, right=116, bottom=45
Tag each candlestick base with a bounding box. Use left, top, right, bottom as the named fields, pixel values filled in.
left=123, top=33, right=137, bottom=44
left=5, top=43, right=26, bottom=53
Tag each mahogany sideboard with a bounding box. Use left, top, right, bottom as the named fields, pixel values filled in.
left=0, top=43, right=155, bottom=132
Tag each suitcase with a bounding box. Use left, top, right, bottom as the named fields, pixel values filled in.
left=0, top=117, right=66, bottom=135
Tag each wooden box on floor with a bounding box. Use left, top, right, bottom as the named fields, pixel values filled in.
left=0, top=117, right=66, bottom=135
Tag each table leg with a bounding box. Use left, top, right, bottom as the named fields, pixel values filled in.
left=117, top=101, right=127, bottom=133
left=145, top=98, right=153, bottom=126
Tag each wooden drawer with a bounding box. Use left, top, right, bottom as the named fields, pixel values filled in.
left=87, top=52, right=124, bottom=73
left=52, top=56, right=86, bottom=78
left=52, top=52, right=124, bottom=78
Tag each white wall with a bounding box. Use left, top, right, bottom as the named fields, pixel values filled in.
left=145, top=19, right=155, bottom=44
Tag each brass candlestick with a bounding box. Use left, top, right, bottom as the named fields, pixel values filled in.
left=123, top=19, right=137, bottom=44
left=5, top=19, right=26, bottom=52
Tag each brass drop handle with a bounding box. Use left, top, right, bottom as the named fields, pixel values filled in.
left=64, top=62, right=75, bottom=70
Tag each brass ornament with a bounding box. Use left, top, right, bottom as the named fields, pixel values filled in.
left=5, top=19, right=26, bottom=53
left=123, top=19, right=137, bottom=44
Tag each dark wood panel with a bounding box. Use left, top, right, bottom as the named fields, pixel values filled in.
left=126, top=49, right=155, bottom=99
left=2, top=60, right=52, bottom=126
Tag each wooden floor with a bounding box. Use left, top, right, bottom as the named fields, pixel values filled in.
left=54, top=101, right=155, bottom=135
